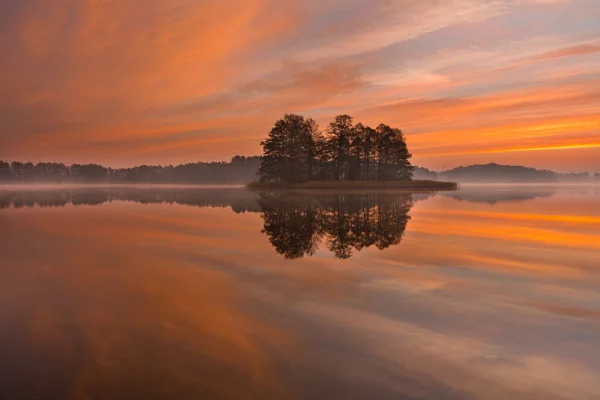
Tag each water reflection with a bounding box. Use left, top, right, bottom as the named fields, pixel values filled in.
left=0, top=186, right=587, bottom=260
left=440, top=186, right=557, bottom=204
left=0, top=187, right=260, bottom=212
left=1, top=186, right=600, bottom=399
left=0, top=185, right=564, bottom=210
left=1, top=187, right=416, bottom=259
left=259, top=192, right=413, bottom=259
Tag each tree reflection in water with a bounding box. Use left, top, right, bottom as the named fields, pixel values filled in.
left=0, top=188, right=415, bottom=259
left=259, top=192, right=414, bottom=259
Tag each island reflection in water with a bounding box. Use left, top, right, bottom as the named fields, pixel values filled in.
left=1, top=185, right=600, bottom=399
left=1, top=187, right=419, bottom=259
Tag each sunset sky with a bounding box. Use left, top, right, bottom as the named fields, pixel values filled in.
left=1, top=0, right=599, bottom=172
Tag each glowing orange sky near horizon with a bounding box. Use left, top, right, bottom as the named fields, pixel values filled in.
left=1, top=0, right=599, bottom=172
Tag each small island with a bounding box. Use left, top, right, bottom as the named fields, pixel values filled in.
left=249, top=114, right=457, bottom=191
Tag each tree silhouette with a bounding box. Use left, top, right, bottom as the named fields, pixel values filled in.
left=0, top=161, right=11, bottom=181
left=257, top=114, right=414, bottom=185
left=259, top=114, right=323, bottom=185
left=325, top=114, right=354, bottom=181
left=373, top=124, right=414, bottom=181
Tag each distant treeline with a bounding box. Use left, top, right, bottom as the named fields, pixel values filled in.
left=0, top=156, right=261, bottom=183
left=258, top=114, right=414, bottom=185
left=440, top=163, right=558, bottom=183
left=559, top=172, right=600, bottom=182
left=1, top=157, right=597, bottom=185
left=414, top=163, right=600, bottom=183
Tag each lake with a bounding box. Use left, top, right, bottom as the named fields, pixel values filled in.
left=1, top=185, right=600, bottom=399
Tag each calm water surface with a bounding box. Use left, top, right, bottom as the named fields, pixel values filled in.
left=1, top=185, right=600, bottom=399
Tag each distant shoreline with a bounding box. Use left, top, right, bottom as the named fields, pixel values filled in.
left=247, top=180, right=458, bottom=191
left=0, top=183, right=247, bottom=191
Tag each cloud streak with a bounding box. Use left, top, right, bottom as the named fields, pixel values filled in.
left=0, top=0, right=598, bottom=171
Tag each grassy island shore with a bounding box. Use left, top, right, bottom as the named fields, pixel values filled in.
left=247, top=180, right=458, bottom=191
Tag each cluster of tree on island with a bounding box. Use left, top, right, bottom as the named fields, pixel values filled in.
left=258, top=114, right=414, bottom=185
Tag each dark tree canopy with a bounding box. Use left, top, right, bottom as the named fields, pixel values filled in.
left=325, top=114, right=354, bottom=181
left=258, top=114, right=414, bottom=185
left=259, top=114, right=324, bottom=185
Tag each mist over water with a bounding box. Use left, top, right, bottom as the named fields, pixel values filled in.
left=1, top=185, right=600, bottom=399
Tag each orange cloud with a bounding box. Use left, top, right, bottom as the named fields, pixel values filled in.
left=1, top=0, right=599, bottom=171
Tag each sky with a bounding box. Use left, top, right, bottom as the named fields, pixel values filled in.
left=1, top=0, right=599, bottom=172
